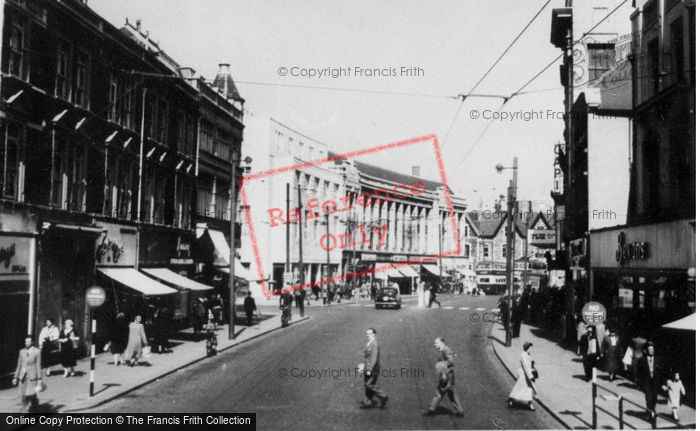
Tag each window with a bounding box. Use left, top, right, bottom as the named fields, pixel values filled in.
left=483, top=244, right=490, bottom=258
left=174, top=175, right=192, bottom=228
left=464, top=243, right=471, bottom=258
left=8, top=20, right=28, bottom=80
left=74, top=50, right=90, bottom=108
left=144, top=96, right=155, bottom=139
left=55, top=40, right=70, bottom=100
left=51, top=138, right=86, bottom=210
left=157, top=99, right=168, bottom=143
left=107, top=76, right=118, bottom=122
left=1, top=123, right=23, bottom=200
left=120, top=78, right=135, bottom=130
left=647, top=38, right=660, bottom=96
left=588, top=44, right=616, bottom=82
left=502, top=244, right=507, bottom=258
left=671, top=18, right=685, bottom=83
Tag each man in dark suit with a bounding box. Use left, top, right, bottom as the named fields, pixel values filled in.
left=579, top=325, right=600, bottom=382
left=362, top=328, right=388, bottom=408
left=280, top=287, right=293, bottom=327
left=636, top=341, right=663, bottom=418
left=13, top=336, right=42, bottom=413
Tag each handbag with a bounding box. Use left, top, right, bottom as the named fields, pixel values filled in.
left=531, top=361, right=539, bottom=380
left=622, top=347, right=633, bottom=366
left=103, top=342, right=111, bottom=352
left=34, top=381, right=47, bottom=393
left=142, top=345, right=151, bottom=358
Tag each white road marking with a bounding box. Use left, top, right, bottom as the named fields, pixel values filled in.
left=459, top=307, right=470, bottom=310
left=443, top=306, right=454, bottom=310
left=475, top=307, right=485, bottom=311
left=491, top=308, right=500, bottom=312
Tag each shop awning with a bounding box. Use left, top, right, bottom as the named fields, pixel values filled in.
left=98, top=268, right=177, bottom=296
left=421, top=264, right=442, bottom=276
left=207, top=229, right=232, bottom=265
left=142, top=268, right=213, bottom=292
left=662, top=313, right=696, bottom=331
left=393, top=264, right=419, bottom=278
left=373, top=265, right=404, bottom=279
left=217, top=261, right=255, bottom=281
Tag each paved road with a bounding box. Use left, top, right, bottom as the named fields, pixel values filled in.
left=88, top=294, right=561, bottom=430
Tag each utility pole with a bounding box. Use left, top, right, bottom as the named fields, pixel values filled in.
left=522, top=200, right=532, bottom=292
left=298, top=186, right=304, bottom=288
left=438, top=214, right=444, bottom=288
left=326, top=212, right=331, bottom=284
left=228, top=157, right=239, bottom=340
left=286, top=183, right=291, bottom=274
left=504, top=157, right=518, bottom=347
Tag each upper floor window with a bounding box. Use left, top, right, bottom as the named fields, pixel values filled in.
left=55, top=40, right=70, bottom=100
left=74, top=50, right=90, bottom=109
left=8, top=20, right=28, bottom=80
left=107, top=75, right=118, bottom=122
left=588, top=44, right=615, bottom=82
left=483, top=244, right=490, bottom=258
left=157, top=99, right=168, bottom=144
left=502, top=244, right=507, bottom=258
left=1, top=123, right=24, bottom=201
left=671, top=18, right=685, bottom=84
left=464, top=243, right=471, bottom=258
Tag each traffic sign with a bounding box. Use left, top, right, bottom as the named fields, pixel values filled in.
left=582, top=301, right=606, bottom=325
left=86, top=286, right=106, bottom=307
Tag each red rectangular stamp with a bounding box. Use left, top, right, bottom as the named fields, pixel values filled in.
left=240, top=134, right=461, bottom=298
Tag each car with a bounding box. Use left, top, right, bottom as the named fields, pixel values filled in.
left=374, top=286, right=401, bottom=309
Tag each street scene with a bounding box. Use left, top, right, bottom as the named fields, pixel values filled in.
left=0, top=0, right=695, bottom=430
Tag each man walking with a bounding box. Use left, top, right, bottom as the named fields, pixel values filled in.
left=361, top=328, right=388, bottom=409
left=243, top=292, right=257, bottom=326
left=424, top=337, right=463, bottom=416
left=636, top=342, right=663, bottom=419
left=428, top=283, right=441, bottom=308
left=13, top=336, right=42, bottom=413
left=579, top=325, right=600, bottom=382
left=298, top=287, right=306, bottom=317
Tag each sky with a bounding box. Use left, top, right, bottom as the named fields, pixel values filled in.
left=90, top=0, right=570, bottom=210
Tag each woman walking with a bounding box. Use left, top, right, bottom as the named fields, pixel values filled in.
left=58, top=319, right=79, bottom=377
left=123, top=315, right=149, bottom=366
left=107, top=312, right=128, bottom=366
left=38, top=318, right=59, bottom=376
left=508, top=342, right=537, bottom=410
left=601, top=328, right=621, bottom=381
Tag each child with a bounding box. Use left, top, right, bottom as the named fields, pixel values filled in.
left=662, top=370, right=685, bottom=422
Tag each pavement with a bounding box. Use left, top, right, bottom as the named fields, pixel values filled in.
left=0, top=309, right=310, bottom=413
left=83, top=294, right=561, bottom=430
left=490, top=322, right=697, bottom=429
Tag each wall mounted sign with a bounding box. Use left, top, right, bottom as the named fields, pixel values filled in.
left=615, top=232, right=649, bottom=264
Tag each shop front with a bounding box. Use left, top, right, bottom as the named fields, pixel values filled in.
left=0, top=229, right=36, bottom=375
left=590, top=220, right=695, bottom=401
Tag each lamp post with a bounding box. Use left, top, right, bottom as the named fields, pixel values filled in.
left=496, top=157, right=518, bottom=348
left=229, top=155, right=252, bottom=340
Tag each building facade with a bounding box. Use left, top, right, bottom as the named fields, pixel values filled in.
left=550, top=0, right=636, bottom=324
left=0, top=0, right=244, bottom=373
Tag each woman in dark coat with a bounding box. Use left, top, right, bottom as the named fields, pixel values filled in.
left=601, top=328, right=622, bottom=381
left=58, top=319, right=79, bottom=377
left=108, top=312, right=128, bottom=366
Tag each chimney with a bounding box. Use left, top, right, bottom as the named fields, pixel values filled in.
left=412, top=166, right=421, bottom=177
left=219, top=63, right=231, bottom=74
left=136, top=19, right=141, bottom=31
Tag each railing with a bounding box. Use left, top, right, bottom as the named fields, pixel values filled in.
left=592, top=380, right=687, bottom=429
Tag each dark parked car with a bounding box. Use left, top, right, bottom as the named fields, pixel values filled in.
left=375, top=286, right=402, bottom=309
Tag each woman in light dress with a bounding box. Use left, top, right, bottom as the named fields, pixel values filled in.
left=508, top=342, right=537, bottom=410
left=123, top=315, right=149, bottom=366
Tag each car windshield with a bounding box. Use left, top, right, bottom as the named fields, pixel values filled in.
left=378, top=288, right=398, bottom=297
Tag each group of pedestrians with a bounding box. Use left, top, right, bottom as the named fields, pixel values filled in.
left=36, top=318, right=79, bottom=378
left=577, top=322, right=686, bottom=421
left=359, top=329, right=464, bottom=417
